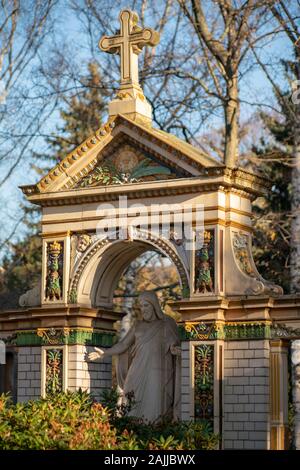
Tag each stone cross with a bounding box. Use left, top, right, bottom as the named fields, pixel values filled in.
left=99, top=10, right=160, bottom=90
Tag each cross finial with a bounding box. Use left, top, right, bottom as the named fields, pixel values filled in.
left=99, top=10, right=159, bottom=89
left=99, top=10, right=160, bottom=123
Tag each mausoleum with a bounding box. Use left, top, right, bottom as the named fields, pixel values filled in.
left=1, top=9, right=300, bottom=451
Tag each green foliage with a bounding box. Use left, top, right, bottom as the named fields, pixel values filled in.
left=288, top=402, right=296, bottom=450
left=251, top=57, right=299, bottom=293
left=0, top=390, right=219, bottom=450
left=252, top=165, right=291, bottom=292
left=0, top=390, right=117, bottom=450
left=101, top=388, right=219, bottom=450
left=80, top=159, right=172, bottom=187
left=130, top=159, right=171, bottom=180
left=46, top=62, right=107, bottom=164
left=100, top=387, right=136, bottom=420
left=0, top=230, right=42, bottom=308
left=252, top=109, right=292, bottom=293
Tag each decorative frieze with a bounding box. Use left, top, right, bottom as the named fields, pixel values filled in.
left=224, top=322, right=271, bottom=340
left=6, top=322, right=300, bottom=349
left=180, top=321, right=300, bottom=341
left=37, top=327, right=70, bottom=345
left=271, top=323, right=300, bottom=339
left=182, top=322, right=222, bottom=340
left=179, top=321, right=272, bottom=341
left=15, top=329, right=115, bottom=347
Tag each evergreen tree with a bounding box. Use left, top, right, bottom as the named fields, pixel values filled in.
left=252, top=94, right=293, bottom=293
left=0, top=62, right=107, bottom=308
left=48, top=62, right=108, bottom=163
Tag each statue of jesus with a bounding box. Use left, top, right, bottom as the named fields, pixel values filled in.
left=88, top=291, right=181, bottom=422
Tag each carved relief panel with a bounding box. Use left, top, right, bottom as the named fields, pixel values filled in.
left=193, top=229, right=215, bottom=295
left=42, top=234, right=71, bottom=305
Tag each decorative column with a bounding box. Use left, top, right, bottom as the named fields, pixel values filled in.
left=270, top=340, right=289, bottom=450
left=291, top=340, right=300, bottom=449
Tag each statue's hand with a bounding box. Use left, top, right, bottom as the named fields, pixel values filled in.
left=170, top=345, right=181, bottom=356
left=88, top=347, right=105, bottom=362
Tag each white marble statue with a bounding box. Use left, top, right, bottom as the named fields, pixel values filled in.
left=88, top=291, right=181, bottom=422
left=113, top=310, right=136, bottom=408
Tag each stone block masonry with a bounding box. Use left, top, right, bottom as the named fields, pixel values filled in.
left=223, top=340, right=270, bottom=450
left=68, top=345, right=112, bottom=400
left=16, top=344, right=112, bottom=403
left=17, top=346, right=41, bottom=402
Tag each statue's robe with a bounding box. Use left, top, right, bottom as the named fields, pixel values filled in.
left=116, top=316, right=180, bottom=422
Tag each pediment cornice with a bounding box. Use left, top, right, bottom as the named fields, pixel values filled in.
left=20, top=114, right=224, bottom=197
left=22, top=168, right=268, bottom=207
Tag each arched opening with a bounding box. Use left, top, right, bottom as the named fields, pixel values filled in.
left=73, top=231, right=189, bottom=309
left=77, top=234, right=188, bottom=402
left=113, top=249, right=182, bottom=319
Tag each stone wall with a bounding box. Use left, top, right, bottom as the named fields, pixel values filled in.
left=17, top=346, right=41, bottom=402
left=180, top=341, right=190, bottom=421
left=68, top=345, right=112, bottom=400
left=15, top=344, right=112, bottom=402
left=223, top=339, right=270, bottom=450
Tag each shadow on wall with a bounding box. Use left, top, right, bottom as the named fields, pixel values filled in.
left=0, top=350, right=18, bottom=403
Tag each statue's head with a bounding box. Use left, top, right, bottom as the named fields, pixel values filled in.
left=138, top=291, right=164, bottom=322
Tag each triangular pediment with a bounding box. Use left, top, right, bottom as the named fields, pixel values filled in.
left=21, top=114, right=222, bottom=196
left=76, top=139, right=181, bottom=188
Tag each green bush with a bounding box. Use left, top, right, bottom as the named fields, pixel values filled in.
left=0, top=390, right=219, bottom=450
left=101, top=387, right=219, bottom=450
left=0, top=390, right=118, bottom=450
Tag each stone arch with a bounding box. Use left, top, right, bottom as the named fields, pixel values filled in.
left=69, top=229, right=189, bottom=308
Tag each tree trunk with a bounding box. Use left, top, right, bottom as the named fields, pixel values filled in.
left=290, top=52, right=300, bottom=293
left=224, top=72, right=239, bottom=168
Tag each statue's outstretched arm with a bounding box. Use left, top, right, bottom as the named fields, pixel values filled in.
left=104, top=327, right=135, bottom=357
left=88, top=327, right=135, bottom=362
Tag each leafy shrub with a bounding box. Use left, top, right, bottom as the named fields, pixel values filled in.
left=0, top=390, right=219, bottom=450
left=101, top=388, right=219, bottom=450
left=0, top=390, right=118, bottom=450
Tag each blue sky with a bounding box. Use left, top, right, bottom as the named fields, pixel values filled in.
left=0, top=2, right=294, bottom=260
